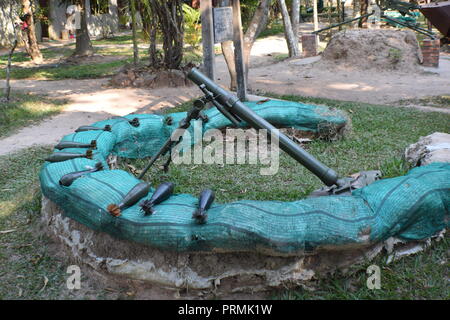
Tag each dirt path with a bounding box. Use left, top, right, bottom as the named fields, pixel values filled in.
left=215, top=54, right=450, bottom=108
left=1, top=32, right=449, bottom=156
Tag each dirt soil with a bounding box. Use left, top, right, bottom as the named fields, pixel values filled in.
left=223, top=54, right=450, bottom=108
left=318, top=29, right=423, bottom=72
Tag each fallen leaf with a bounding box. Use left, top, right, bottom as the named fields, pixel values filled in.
left=126, top=164, right=139, bottom=175
left=293, top=137, right=312, bottom=144
left=0, top=229, right=16, bottom=234
left=39, top=276, right=48, bottom=293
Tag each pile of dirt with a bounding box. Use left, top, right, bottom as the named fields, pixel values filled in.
left=109, top=64, right=194, bottom=88
left=318, top=29, right=423, bottom=72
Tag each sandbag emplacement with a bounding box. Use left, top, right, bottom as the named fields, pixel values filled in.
left=40, top=162, right=449, bottom=254
left=39, top=100, right=449, bottom=295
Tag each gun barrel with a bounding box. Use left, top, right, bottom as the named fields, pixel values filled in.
left=187, top=68, right=339, bottom=187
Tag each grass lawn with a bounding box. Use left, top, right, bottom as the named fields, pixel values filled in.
left=0, top=95, right=448, bottom=299
left=0, top=47, right=74, bottom=66
left=0, top=45, right=201, bottom=81
left=0, top=58, right=131, bottom=80
left=277, top=235, right=448, bottom=299
left=0, top=93, right=67, bottom=138
left=0, top=146, right=68, bottom=299
left=396, top=95, right=450, bottom=109
left=258, top=21, right=285, bottom=38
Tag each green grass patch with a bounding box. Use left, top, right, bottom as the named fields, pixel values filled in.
left=94, top=46, right=147, bottom=57
left=0, top=148, right=137, bottom=300
left=0, top=47, right=74, bottom=66
left=0, top=146, right=68, bottom=299
left=0, top=93, right=67, bottom=138
left=258, top=22, right=285, bottom=38
left=273, top=53, right=289, bottom=62
left=396, top=95, right=450, bottom=109
left=0, top=59, right=130, bottom=80
left=277, top=235, right=449, bottom=299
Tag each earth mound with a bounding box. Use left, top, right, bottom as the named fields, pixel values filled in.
left=318, top=29, right=423, bottom=72
left=109, top=64, right=195, bottom=88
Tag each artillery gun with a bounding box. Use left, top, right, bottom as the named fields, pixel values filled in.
left=139, top=68, right=381, bottom=197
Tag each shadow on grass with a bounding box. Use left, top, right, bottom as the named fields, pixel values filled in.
left=0, top=93, right=68, bottom=138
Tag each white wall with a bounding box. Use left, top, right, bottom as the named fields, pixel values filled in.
left=47, top=0, right=119, bottom=40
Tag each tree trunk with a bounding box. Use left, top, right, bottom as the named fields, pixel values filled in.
left=148, top=19, right=158, bottom=67
left=327, top=0, right=332, bottom=37
left=74, top=1, right=93, bottom=57
left=221, top=41, right=237, bottom=90
left=352, top=0, right=361, bottom=27
left=148, top=0, right=184, bottom=70
left=130, top=0, right=139, bottom=65
left=313, top=0, right=319, bottom=32
left=148, top=13, right=158, bottom=67
left=4, top=3, right=19, bottom=102
left=291, top=0, right=300, bottom=42
left=359, top=0, right=368, bottom=28
left=21, top=0, right=43, bottom=64
left=219, top=0, right=271, bottom=90
left=336, top=0, right=342, bottom=30
left=278, top=0, right=299, bottom=57
left=243, top=0, right=271, bottom=80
